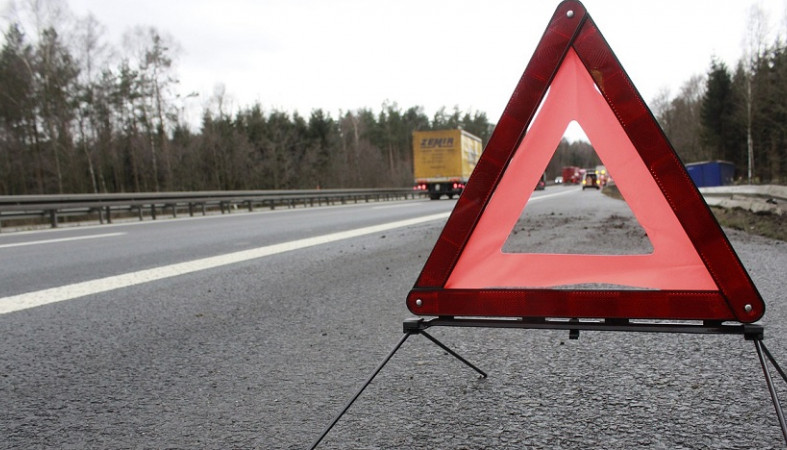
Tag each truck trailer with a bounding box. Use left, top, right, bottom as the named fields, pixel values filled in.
left=562, top=166, right=582, bottom=184
left=412, top=129, right=483, bottom=200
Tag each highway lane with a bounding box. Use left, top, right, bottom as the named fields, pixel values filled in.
left=0, top=192, right=471, bottom=448
left=0, top=187, right=569, bottom=303
left=2, top=186, right=785, bottom=449
left=0, top=197, right=458, bottom=300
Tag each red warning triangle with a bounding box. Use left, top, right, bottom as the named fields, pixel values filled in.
left=406, top=0, right=765, bottom=323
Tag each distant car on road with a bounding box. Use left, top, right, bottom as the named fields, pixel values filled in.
left=535, top=173, right=547, bottom=190
left=582, top=172, right=600, bottom=190
left=555, top=176, right=563, bottom=184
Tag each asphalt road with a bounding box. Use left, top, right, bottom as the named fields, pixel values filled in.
left=1, top=187, right=786, bottom=449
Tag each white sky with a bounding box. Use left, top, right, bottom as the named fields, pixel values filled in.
left=6, top=0, right=787, bottom=130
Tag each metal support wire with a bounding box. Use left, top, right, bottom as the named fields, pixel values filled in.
left=754, top=339, right=787, bottom=445
left=420, top=330, right=487, bottom=378
left=309, top=332, right=411, bottom=450
left=309, top=327, right=486, bottom=449
left=761, top=340, right=787, bottom=384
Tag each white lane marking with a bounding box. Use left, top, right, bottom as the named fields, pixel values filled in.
left=372, top=202, right=426, bottom=210
left=0, top=233, right=126, bottom=249
left=528, top=187, right=581, bottom=202
left=0, top=212, right=450, bottom=315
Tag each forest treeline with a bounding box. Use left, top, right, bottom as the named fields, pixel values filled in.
left=0, top=1, right=785, bottom=195
left=654, top=54, right=786, bottom=184
left=0, top=2, right=495, bottom=194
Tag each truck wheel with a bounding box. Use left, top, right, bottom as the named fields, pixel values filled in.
left=429, top=194, right=441, bottom=200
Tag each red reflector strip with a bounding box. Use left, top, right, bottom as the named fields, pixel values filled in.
left=407, top=289, right=736, bottom=322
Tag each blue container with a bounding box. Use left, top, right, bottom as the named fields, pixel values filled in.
left=685, top=161, right=735, bottom=187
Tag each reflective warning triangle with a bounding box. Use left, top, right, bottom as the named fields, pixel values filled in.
left=406, top=0, right=765, bottom=323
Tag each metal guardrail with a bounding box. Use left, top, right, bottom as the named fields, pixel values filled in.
left=1, top=185, right=781, bottom=232
left=0, top=188, right=426, bottom=231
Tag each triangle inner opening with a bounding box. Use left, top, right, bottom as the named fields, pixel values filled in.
left=502, top=126, right=654, bottom=256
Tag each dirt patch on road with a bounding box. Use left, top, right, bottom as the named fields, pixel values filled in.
left=710, top=206, right=785, bottom=242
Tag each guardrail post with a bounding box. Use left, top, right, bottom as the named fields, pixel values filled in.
left=105, top=206, right=112, bottom=224
left=49, top=209, right=58, bottom=228
left=151, top=204, right=157, bottom=220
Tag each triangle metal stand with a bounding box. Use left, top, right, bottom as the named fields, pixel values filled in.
left=309, top=317, right=787, bottom=449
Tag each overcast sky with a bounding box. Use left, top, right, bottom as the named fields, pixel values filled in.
left=6, top=0, right=787, bottom=129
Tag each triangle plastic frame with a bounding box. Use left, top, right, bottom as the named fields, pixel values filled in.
left=406, top=0, right=765, bottom=323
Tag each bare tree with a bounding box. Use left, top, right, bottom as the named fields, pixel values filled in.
left=654, top=75, right=707, bottom=163
left=742, top=4, right=770, bottom=183
left=122, top=26, right=181, bottom=191
left=2, top=0, right=69, bottom=43
left=73, top=13, right=111, bottom=192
